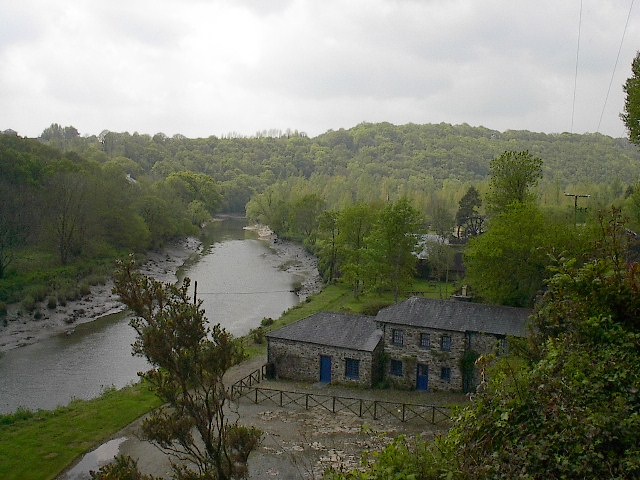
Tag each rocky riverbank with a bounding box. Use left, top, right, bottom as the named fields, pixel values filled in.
left=247, top=224, right=322, bottom=301
left=0, top=238, right=203, bottom=353
left=0, top=229, right=322, bottom=354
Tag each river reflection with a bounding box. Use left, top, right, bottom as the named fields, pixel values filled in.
left=0, top=217, right=303, bottom=413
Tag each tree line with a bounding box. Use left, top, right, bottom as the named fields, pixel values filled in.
left=0, top=134, right=220, bottom=304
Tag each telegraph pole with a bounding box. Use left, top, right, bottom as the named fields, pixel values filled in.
left=564, top=192, right=590, bottom=226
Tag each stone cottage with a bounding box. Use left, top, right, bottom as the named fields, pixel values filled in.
left=375, top=297, right=530, bottom=392
left=266, top=313, right=384, bottom=387
left=266, top=297, right=530, bottom=392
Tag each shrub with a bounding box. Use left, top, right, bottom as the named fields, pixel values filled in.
left=33, top=310, right=43, bottom=320
left=260, top=317, right=274, bottom=327
left=47, top=297, right=57, bottom=309
left=360, top=301, right=392, bottom=316
left=0, top=302, right=7, bottom=316
left=251, top=327, right=265, bottom=344
left=21, top=295, right=36, bottom=312
left=78, top=283, right=91, bottom=297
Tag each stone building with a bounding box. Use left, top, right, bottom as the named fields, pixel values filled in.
left=266, top=313, right=384, bottom=387
left=375, top=297, right=530, bottom=392
left=266, top=297, right=530, bottom=393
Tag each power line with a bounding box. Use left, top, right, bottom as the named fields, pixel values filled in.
left=597, top=0, right=635, bottom=133
left=571, top=0, right=583, bottom=134
left=196, top=290, right=297, bottom=295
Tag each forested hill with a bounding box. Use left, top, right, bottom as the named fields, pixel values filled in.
left=314, top=123, right=640, bottom=185
left=37, top=122, right=640, bottom=184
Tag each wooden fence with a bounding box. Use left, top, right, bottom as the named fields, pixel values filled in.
left=230, top=367, right=450, bottom=426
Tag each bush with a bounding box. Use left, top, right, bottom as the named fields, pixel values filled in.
left=260, top=317, right=274, bottom=327
left=251, top=327, right=265, bottom=344
left=47, top=297, right=57, bottom=309
left=0, top=302, right=7, bottom=316
left=78, top=283, right=91, bottom=297
left=21, top=295, right=36, bottom=312
left=33, top=310, right=43, bottom=320
left=360, top=301, right=392, bottom=316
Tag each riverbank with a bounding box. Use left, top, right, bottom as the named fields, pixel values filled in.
left=0, top=227, right=322, bottom=353
left=247, top=224, right=322, bottom=301
left=0, top=238, right=202, bottom=353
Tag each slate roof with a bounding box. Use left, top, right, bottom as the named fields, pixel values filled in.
left=375, top=297, right=531, bottom=337
left=266, top=313, right=383, bottom=352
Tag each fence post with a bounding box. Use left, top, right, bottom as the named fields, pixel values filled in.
left=359, top=399, right=362, bottom=417
left=373, top=401, right=377, bottom=420
left=332, top=396, right=336, bottom=413
left=305, top=393, right=309, bottom=410
left=402, top=403, right=406, bottom=422
left=254, top=388, right=258, bottom=404
left=432, top=406, right=435, bottom=424
left=280, top=390, right=283, bottom=407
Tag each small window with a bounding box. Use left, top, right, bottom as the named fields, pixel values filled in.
left=466, top=332, right=473, bottom=349
left=441, top=334, right=452, bottom=352
left=498, top=337, right=508, bottom=356
left=390, top=359, right=403, bottom=377
left=420, top=333, right=431, bottom=349
left=345, top=358, right=360, bottom=380
left=440, top=367, right=451, bottom=383
left=392, top=329, right=404, bottom=346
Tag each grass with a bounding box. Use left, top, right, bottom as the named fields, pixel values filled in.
left=0, top=384, right=162, bottom=480
left=0, top=278, right=456, bottom=479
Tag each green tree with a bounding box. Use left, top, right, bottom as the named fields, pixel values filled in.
left=465, top=204, right=584, bottom=307
left=45, top=172, right=90, bottom=264
left=486, top=151, right=543, bottom=214
left=111, top=257, right=261, bottom=480
left=165, top=172, right=221, bottom=216
left=315, top=210, right=340, bottom=282
left=622, top=51, right=640, bottom=145
left=429, top=197, right=454, bottom=240
left=336, top=203, right=379, bottom=297
left=365, top=198, right=424, bottom=303
left=455, top=185, right=484, bottom=238
left=289, top=192, right=326, bottom=240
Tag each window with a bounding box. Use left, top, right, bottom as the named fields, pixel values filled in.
left=441, top=335, right=452, bottom=352
left=465, top=332, right=474, bottom=349
left=390, top=359, right=403, bottom=377
left=392, top=329, right=404, bottom=346
left=440, top=367, right=451, bottom=383
left=345, top=358, right=360, bottom=380
left=498, top=337, right=508, bottom=356
left=420, top=333, right=431, bottom=349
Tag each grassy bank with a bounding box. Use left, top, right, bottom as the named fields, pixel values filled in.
left=0, top=384, right=162, bottom=480
left=0, top=279, right=455, bottom=479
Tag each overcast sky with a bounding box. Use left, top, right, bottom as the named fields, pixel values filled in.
left=1, top=0, right=638, bottom=139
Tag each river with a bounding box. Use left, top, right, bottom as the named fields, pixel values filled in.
left=0, top=217, right=312, bottom=414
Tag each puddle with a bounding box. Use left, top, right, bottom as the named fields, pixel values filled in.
left=60, top=437, right=127, bottom=479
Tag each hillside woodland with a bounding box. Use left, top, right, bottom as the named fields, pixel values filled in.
left=2, top=122, right=640, bottom=309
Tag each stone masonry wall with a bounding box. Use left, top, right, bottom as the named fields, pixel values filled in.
left=267, top=338, right=379, bottom=387
left=381, top=325, right=505, bottom=392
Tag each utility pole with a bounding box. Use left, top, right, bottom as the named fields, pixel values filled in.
left=564, top=192, right=590, bottom=226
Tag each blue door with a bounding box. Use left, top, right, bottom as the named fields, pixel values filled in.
left=416, top=363, right=429, bottom=391
left=320, top=355, right=332, bottom=383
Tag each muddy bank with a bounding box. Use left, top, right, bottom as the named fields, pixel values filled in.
left=0, top=238, right=202, bottom=353
left=0, top=229, right=322, bottom=354
left=245, top=224, right=322, bottom=302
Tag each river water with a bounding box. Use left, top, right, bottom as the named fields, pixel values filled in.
left=0, top=218, right=304, bottom=414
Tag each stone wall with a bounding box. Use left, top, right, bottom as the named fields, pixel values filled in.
left=267, top=338, right=381, bottom=387
left=380, top=324, right=506, bottom=392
